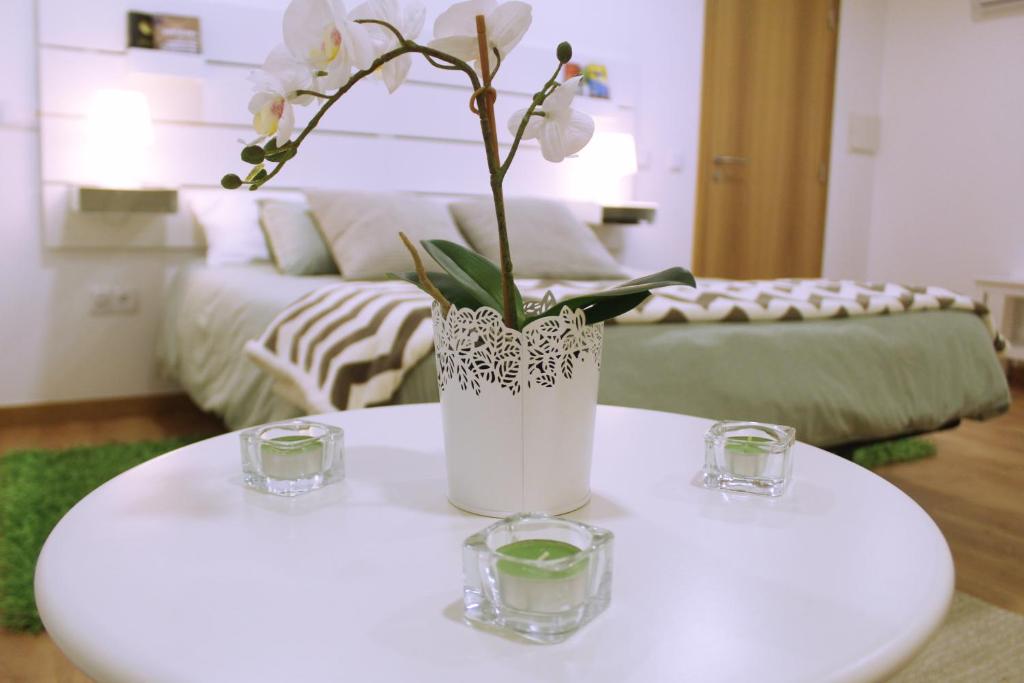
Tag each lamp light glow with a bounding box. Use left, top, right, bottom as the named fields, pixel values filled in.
left=571, top=129, right=639, bottom=203
left=582, top=131, right=638, bottom=177
left=85, top=89, right=154, bottom=188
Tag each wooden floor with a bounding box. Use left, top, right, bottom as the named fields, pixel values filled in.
left=0, top=394, right=225, bottom=454
left=0, top=383, right=1021, bottom=682
left=875, top=381, right=1024, bottom=614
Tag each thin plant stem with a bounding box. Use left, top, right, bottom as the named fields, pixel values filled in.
left=399, top=232, right=451, bottom=315
left=242, top=15, right=556, bottom=332
left=490, top=47, right=502, bottom=79
left=252, top=40, right=482, bottom=189
left=423, top=53, right=461, bottom=70
left=355, top=18, right=406, bottom=45
left=473, top=15, right=515, bottom=329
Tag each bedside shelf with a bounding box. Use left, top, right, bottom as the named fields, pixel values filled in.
left=73, top=187, right=179, bottom=213
left=976, top=276, right=1024, bottom=363
left=600, top=202, right=657, bottom=225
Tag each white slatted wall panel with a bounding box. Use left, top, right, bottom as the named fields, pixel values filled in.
left=38, top=0, right=637, bottom=249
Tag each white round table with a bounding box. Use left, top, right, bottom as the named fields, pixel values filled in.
left=36, top=405, right=953, bottom=683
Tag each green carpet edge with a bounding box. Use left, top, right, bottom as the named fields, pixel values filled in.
left=851, top=436, right=938, bottom=469
left=0, top=436, right=206, bottom=633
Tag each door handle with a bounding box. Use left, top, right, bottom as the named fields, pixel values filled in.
left=713, top=155, right=749, bottom=165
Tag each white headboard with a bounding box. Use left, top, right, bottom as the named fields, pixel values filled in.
left=37, top=0, right=637, bottom=249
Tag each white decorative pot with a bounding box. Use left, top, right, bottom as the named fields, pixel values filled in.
left=432, top=303, right=604, bottom=517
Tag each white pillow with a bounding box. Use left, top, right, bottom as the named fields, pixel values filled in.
left=259, top=200, right=339, bottom=276
left=449, top=197, right=627, bottom=279
left=306, top=190, right=471, bottom=280
left=191, top=192, right=271, bottom=266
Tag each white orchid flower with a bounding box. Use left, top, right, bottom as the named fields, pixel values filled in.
left=351, top=0, right=426, bottom=92
left=507, top=76, right=594, bottom=162
left=429, top=0, right=531, bottom=70
left=248, top=87, right=294, bottom=146
left=283, top=0, right=377, bottom=91
left=248, top=46, right=314, bottom=144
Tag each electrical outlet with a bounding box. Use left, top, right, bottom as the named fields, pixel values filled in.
left=89, top=285, right=139, bottom=315
left=668, top=152, right=685, bottom=173
left=90, top=286, right=114, bottom=315
left=112, top=286, right=139, bottom=314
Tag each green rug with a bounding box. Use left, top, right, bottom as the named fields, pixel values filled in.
left=849, top=436, right=937, bottom=469
left=0, top=437, right=200, bottom=633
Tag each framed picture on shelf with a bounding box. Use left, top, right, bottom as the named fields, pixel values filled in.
left=128, top=12, right=202, bottom=53
left=583, top=64, right=610, bottom=99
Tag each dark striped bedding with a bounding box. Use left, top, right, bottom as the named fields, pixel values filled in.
left=245, top=278, right=1000, bottom=413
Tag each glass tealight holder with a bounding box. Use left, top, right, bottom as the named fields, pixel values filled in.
left=462, top=513, right=613, bottom=644
left=703, top=420, right=795, bottom=496
left=240, top=420, right=344, bottom=496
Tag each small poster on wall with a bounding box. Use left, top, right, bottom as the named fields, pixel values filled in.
left=563, top=62, right=610, bottom=99
left=128, top=11, right=202, bottom=53
left=582, top=64, right=610, bottom=99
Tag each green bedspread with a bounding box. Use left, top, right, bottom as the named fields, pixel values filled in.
left=159, top=264, right=1010, bottom=447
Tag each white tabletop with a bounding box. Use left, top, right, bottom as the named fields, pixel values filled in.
left=36, top=405, right=953, bottom=683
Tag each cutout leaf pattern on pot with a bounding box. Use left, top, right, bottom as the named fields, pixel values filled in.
left=433, top=304, right=601, bottom=396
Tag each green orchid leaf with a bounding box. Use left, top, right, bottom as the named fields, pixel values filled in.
left=618, top=267, right=696, bottom=290
left=421, top=240, right=502, bottom=310
left=514, top=290, right=525, bottom=328
left=578, top=291, right=651, bottom=325
left=421, top=240, right=525, bottom=327
left=525, top=280, right=679, bottom=323
left=386, top=271, right=483, bottom=310
left=526, top=267, right=695, bottom=324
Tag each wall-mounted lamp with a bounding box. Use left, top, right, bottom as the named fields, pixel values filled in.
left=573, top=130, right=639, bottom=205
left=77, top=88, right=177, bottom=213
left=85, top=88, right=154, bottom=189
left=583, top=131, right=639, bottom=177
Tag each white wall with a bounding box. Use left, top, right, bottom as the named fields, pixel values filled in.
left=864, top=0, right=1024, bottom=295
left=0, top=0, right=204, bottom=407
left=617, top=0, right=705, bottom=271
left=0, top=1, right=39, bottom=405
left=822, top=0, right=887, bottom=280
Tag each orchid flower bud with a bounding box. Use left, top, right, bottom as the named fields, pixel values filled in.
left=556, top=41, right=572, bottom=64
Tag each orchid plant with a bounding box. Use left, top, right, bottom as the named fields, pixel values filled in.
left=222, top=0, right=694, bottom=331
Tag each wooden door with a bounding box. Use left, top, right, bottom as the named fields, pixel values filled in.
left=693, top=0, right=839, bottom=279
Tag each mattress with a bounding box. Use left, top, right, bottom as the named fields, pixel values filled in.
left=158, top=263, right=1011, bottom=447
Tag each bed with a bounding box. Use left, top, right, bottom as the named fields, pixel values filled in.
left=157, top=262, right=1010, bottom=448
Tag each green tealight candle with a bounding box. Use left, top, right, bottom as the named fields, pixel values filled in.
left=260, top=435, right=323, bottom=480
left=725, top=435, right=771, bottom=477
left=495, top=540, right=588, bottom=613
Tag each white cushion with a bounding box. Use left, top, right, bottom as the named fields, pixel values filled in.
left=306, top=190, right=470, bottom=280
left=259, top=200, right=339, bottom=276
left=191, top=192, right=270, bottom=266
left=449, top=197, right=626, bottom=279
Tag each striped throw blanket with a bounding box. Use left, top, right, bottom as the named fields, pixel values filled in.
left=245, top=278, right=1000, bottom=413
